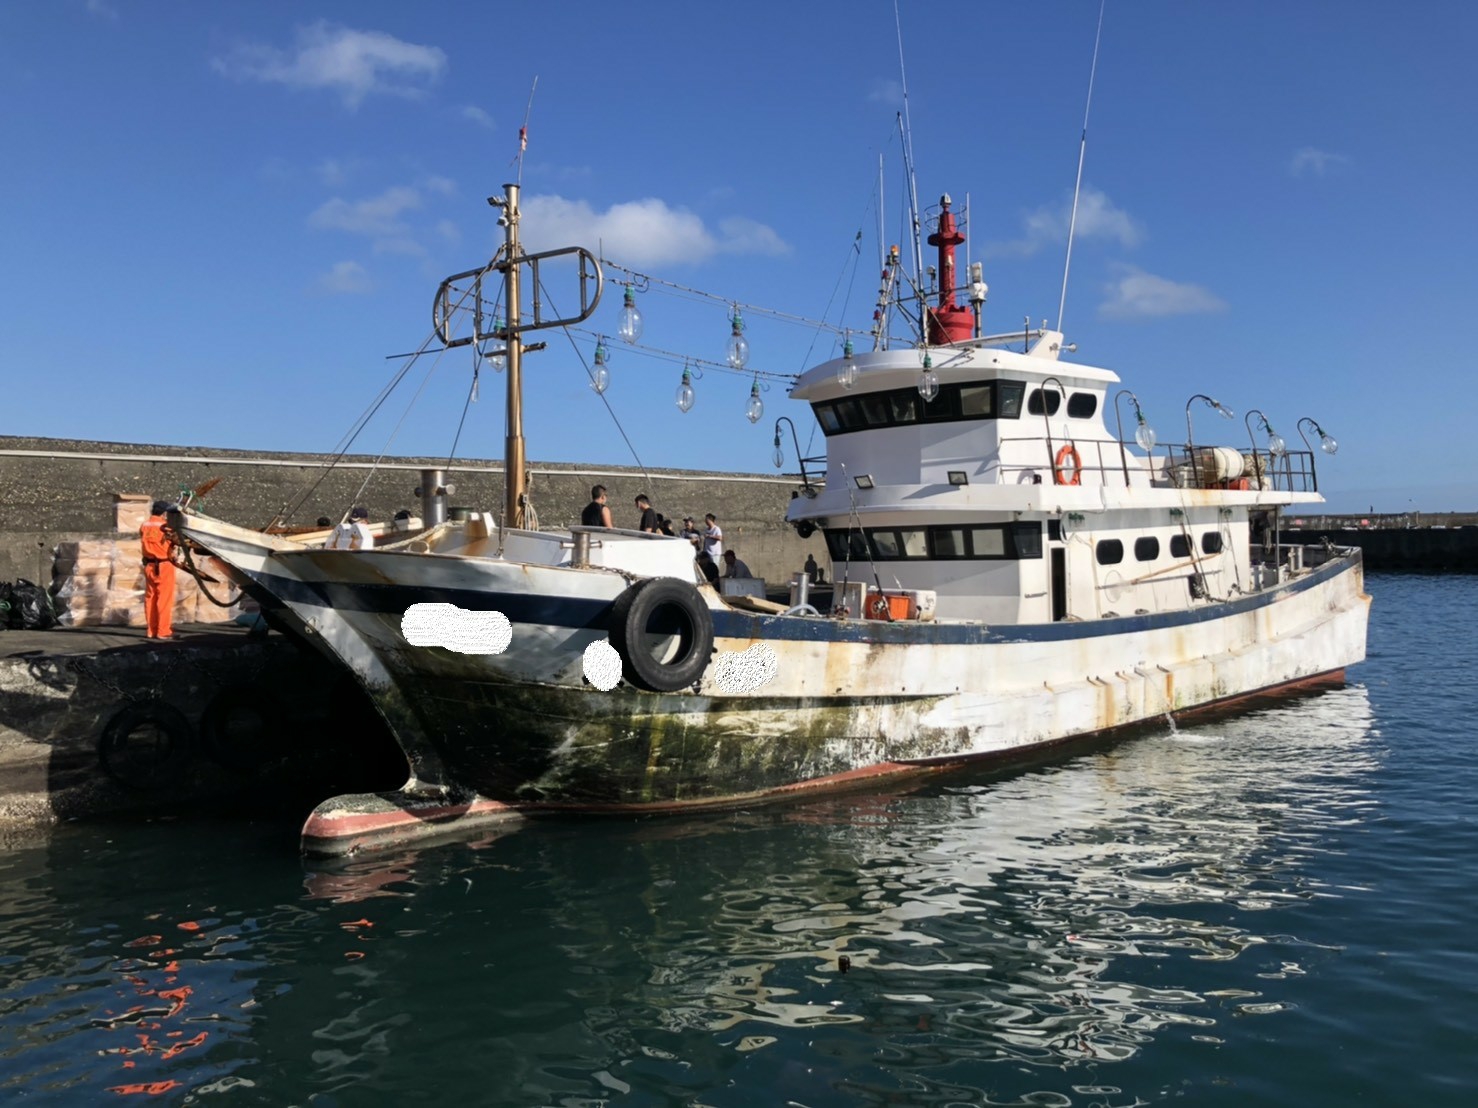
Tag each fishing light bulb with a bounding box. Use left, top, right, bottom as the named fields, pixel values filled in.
left=1135, top=420, right=1157, bottom=452
left=618, top=285, right=643, bottom=343
left=1320, top=431, right=1339, bottom=455
left=676, top=367, right=695, bottom=413
left=837, top=338, right=856, bottom=390
left=726, top=309, right=749, bottom=369
left=1267, top=431, right=1286, bottom=457
left=772, top=433, right=785, bottom=470
left=918, top=352, right=938, bottom=402
left=1215, top=400, right=1236, bottom=420
left=746, top=382, right=764, bottom=424
left=488, top=315, right=506, bottom=372
left=591, top=340, right=610, bottom=395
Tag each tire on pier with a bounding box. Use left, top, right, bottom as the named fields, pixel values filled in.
left=608, top=577, right=715, bottom=692
left=199, top=685, right=287, bottom=772
left=98, top=700, right=193, bottom=790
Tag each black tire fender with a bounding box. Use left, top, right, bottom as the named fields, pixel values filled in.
left=200, top=685, right=286, bottom=771
left=98, top=700, right=193, bottom=790
left=794, top=520, right=816, bottom=539
left=608, top=577, right=715, bottom=692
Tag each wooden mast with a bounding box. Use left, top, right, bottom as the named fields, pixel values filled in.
left=499, top=183, right=526, bottom=530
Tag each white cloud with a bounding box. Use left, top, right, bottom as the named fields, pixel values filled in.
left=86, top=0, right=119, bottom=21
left=315, top=158, right=352, bottom=187
left=1290, top=147, right=1351, bottom=177
left=309, top=185, right=422, bottom=237
left=1098, top=265, right=1226, bottom=320
left=520, top=195, right=787, bottom=266
left=990, top=186, right=1142, bottom=258
left=212, top=21, right=447, bottom=109
left=462, top=105, right=494, bottom=129
left=423, top=175, right=456, bottom=196
left=318, top=261, right=373, bottom=294
left=435, top=219, right=460, bottom=244
left=868, top=78, right=903, bottom=106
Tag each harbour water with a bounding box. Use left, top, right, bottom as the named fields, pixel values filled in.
left=1, top=571, right=1473, bottom=1105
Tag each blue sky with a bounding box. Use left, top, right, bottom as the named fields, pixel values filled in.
left=3, top=1, right=1474, bottom=513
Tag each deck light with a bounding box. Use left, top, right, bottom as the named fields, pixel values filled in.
left=618, top=285, right=642, bottom=343
left=485, top=315, right=507, bottom=372
left=746, top=381, right=764, bottom=424
left=837, top=337, right=857, bottom=390
left=772, top=429, right=785, bottom=470
left=1298, top=417, right=1338, bottom=455
left=591, top=338, right=610, bottom=394
left=676, top=366, right=695, bottom=413
left=854, top=474, right=874, bottom=490
left=918, top=351, right=939, bottom=402
left=948, top=470, right=969, bottom=486
left=726, top=307, right=749, bottom=369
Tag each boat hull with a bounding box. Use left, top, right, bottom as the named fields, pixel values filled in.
left=180, top=513, right=1369, bottom=810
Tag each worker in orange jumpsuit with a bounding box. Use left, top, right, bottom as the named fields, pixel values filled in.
left=140, top=499, right=179, bottom=639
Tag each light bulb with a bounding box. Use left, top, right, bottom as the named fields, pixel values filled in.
left=918, top=352, right=938, bottom=402
left=1216, top=401, right=1235, bottom=420
left=591, top=340, right=609, bottom=394
left=488, top=315, right=506, bottom=372
left=618, top=285, right=642, bottom=343
left=746, top=383, right=764, bottom=424
left=1320, top=433, right=1339, bottom=455
left=772, top=439, right=785, bottom=469
left=837, top=338, right=856, bottom=390
left=1135, top=422, right=1157, bottom=452
left=1267, top=432, right=1286, bottom=457
left=918, top=368, right=939, bottom=402
left=727, top=309, right=748, bottom=369
left=676, top=368, right=695, bottom=413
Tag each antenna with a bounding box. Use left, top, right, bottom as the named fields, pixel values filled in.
left=514, top=76, right=538, bottom=186
left=1056, top=1, right=1107, bottom=335
left=893, top=0, right=925, bottom=288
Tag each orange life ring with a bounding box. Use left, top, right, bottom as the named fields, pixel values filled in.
left=1053, top=444, right=1083, bottom=486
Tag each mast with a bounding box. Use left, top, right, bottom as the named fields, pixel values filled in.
left=495, top=183, right=527, bottom=529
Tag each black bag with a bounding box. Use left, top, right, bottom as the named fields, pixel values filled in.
left=7, top=579, right=57, bottom=631
left=0, top=582, right=11, bottom=630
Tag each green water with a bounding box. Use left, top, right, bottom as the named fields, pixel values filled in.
left=1, top=572, right=1474, bottom=1105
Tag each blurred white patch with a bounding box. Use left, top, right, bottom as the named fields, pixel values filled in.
left=712, top=643, right=778, bottom=693
left=401, top=602, right=512, bottom=655
left=583, top=638, right=622, bottom=691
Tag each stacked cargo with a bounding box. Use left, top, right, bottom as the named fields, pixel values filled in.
left=52, top=540, right=242, bottom=628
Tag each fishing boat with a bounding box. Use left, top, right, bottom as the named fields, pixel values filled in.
left=176, top=178, right=1369, bottom=854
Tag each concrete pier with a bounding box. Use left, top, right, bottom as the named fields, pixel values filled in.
left=0, top=624, right=405, bottom=847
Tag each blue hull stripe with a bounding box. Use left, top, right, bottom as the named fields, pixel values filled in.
left=250, top=550, right=1356, bottom=646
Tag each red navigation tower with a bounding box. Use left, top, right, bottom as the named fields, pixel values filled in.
left=925, top=194, right=973, bottom=345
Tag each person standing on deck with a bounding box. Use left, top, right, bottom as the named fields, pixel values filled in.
left=140, top=500, right=180, bottom=640
left=702, top=513, right=723, bottom=559
left=326, top=507, right=374, bottom=550
left=581, top=485, right=613, bottom=528
left=635, top=494, right=659, bottom=533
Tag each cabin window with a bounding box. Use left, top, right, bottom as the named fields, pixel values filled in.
left=1096, top=539, right=1125, bottom=565
left=998, top=381, right=1025, bottom=419
left=834, top=398, right=864, bottom=430
left=870, top=531, right=903, bottom=559
left=814, top=403, right=841, bottom=434
left=919, top=388, right=961, bottom=423
left=969, top=527, right=1007, bottom=558
left=1170, top=534, right=1192, bottom=558
left=1202, top=532, right=1224, bottom=554
left=1048, top=519, right=1062, bottom=542
left=1067, top=392, right=1098, bottom=418
left=931, top=527, right=968, bottom=559
left=900, top=529, right=928, bottom=558
left=959, top=385, right=994, bottom=417
left=889, top=390, right=919, bottom=423
left=1027, top=388, right=1062, bottom=416
left=1012, top=522, right=1044, bottom=559
left=859, top=394, right=891, bottom=426
left=1134, top=536, right=1160, bottom=561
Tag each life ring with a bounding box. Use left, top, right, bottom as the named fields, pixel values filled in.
left=1053, top=444, right=1083, bottom=486
left=608, top=577, right=715, bottom=692
left=199, top=685, right=286, bottom=771
left=98, top=701, right=193, bottom=790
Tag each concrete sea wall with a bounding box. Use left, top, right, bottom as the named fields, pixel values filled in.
left=0, top=436, right=827, bottom=588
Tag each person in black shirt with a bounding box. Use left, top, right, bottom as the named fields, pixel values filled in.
left=635, top=493, right=659, bottom=533
left=581, top=484, right=612, bottom=528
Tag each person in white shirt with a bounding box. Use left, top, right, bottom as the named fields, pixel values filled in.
left=326, top=506, right=374, bottom=550
left=722, top=550, right=752, bottom=579
left=702, top=513, right=723, bottom=560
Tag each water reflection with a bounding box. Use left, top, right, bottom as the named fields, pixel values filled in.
left=0, top=685, right=1378, bottom=1105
